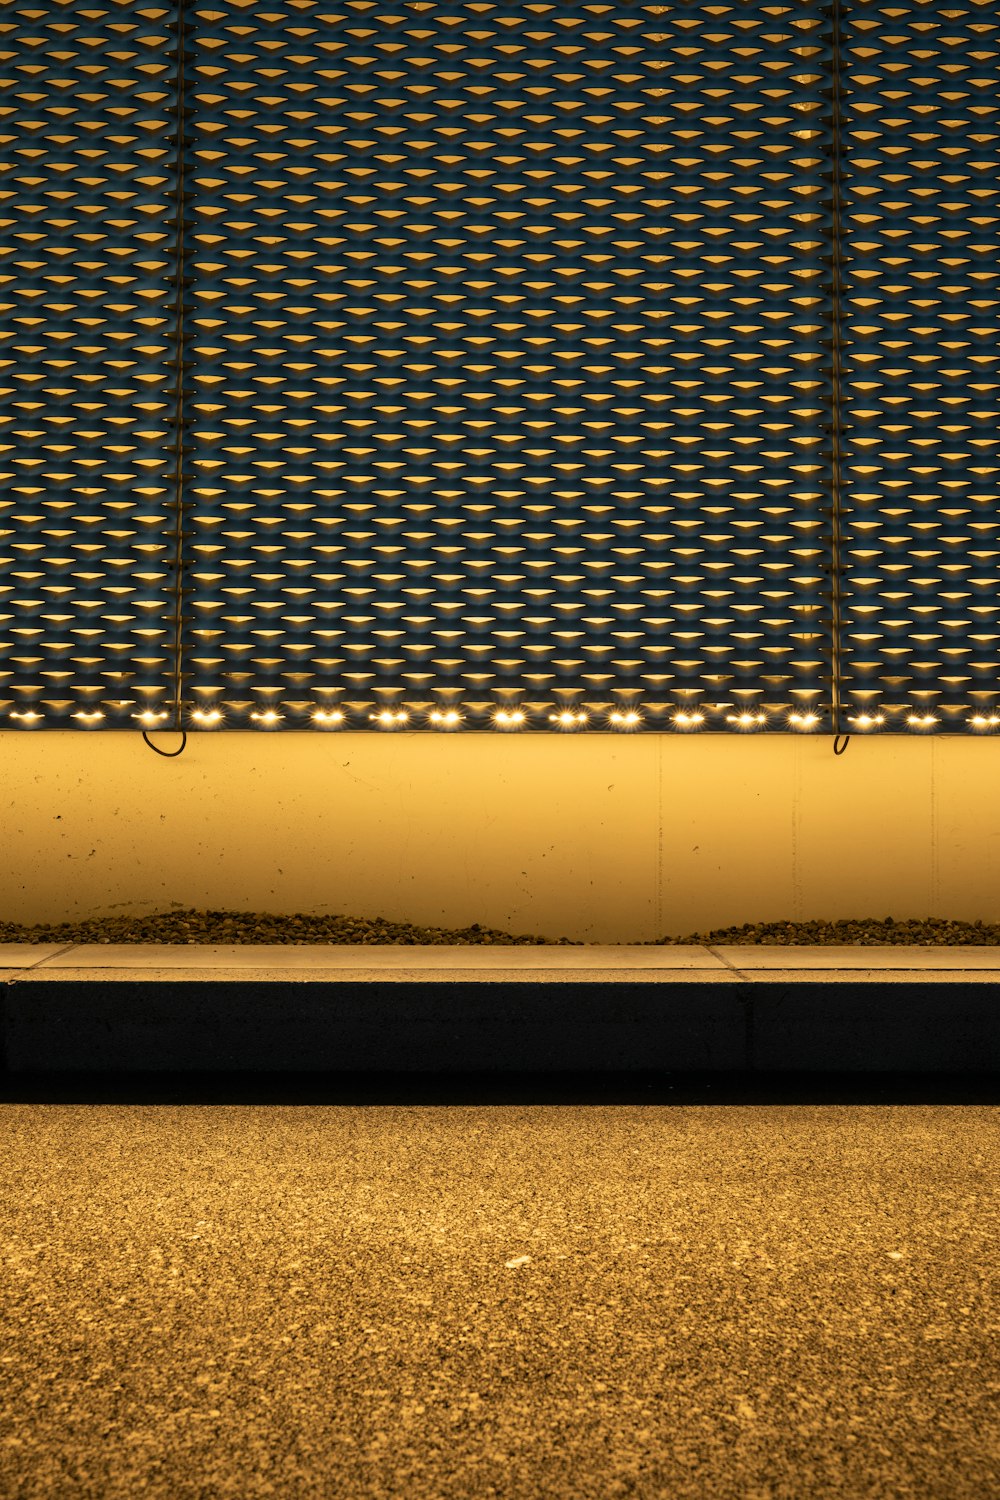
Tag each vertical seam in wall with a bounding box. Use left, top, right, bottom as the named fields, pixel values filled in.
left=829, top=0, right=844, bottom=736
left=656, top=734, right=663, bottom=940
left=930, top=735, right=938, bottom=915
left=792, top=734, right=801, bottom=921
left=171, top=0, right=187, bottom=729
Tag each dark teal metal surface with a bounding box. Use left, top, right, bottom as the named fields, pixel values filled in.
left=1, top=3, right=997, bottom=733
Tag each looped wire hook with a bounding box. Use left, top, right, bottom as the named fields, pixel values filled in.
left=833, top=733, right=850, bottom=756
left=142, top=729, right=187, bottom=758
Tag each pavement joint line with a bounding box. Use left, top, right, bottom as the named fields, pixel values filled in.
left=705, top=943, right=748, bottom=980
left=6, top=942, right=81, bottom=978
left=18, top=942, right=79, bottom=975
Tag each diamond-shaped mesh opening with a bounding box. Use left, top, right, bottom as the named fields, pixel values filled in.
left=2, top=2, right=998, bottom=734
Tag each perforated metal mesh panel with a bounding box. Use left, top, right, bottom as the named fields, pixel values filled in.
left=840, top=0, right=1000, bottom=734
left=176, top=0, right=834, bottom=734
left=2, top=1, right=998, bottom=735
left=0, top=0, right=180, bottom=726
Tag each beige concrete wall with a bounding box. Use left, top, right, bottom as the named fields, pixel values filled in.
left=1, top=730, right=998, bottom=941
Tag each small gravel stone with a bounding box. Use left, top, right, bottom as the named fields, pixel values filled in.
left=0, top=912, right=998, bottom=945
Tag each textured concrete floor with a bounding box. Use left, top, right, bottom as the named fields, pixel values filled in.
left=0, top=1103, right=997, bottom=1499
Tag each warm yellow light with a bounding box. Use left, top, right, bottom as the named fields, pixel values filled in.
left=13, top=703, right=989, bottom=734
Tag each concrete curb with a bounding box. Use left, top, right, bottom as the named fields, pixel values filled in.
left=2, top=977, right=998, bottom=1073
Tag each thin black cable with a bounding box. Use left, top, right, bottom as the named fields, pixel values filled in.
left=830, top=0, right=845, bottom=754
left=148, top=0, right=188, bottom=758
left=170, top=0, right=187, bottom=743
left=143, top=729, right=187, bottom=757
left=143, top=0, right=854, bottom=759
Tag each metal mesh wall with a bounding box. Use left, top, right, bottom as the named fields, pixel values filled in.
left=2, top=1, right=998, bottom=735
left=839, top=0, right=1000, bottom=734
left=0, top=0, right=181, bottom=727
left=177, top=0, right=833, bottom=734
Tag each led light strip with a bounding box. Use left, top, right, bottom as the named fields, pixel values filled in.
left=8, top=707, right=992, bottom=732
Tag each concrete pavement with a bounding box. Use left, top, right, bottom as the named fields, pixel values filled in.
left=0, top=1100, right=996, bottom=1498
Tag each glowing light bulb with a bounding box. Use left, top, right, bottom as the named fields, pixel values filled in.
left=252, top=709, right=281, bottom=725
left=674, top=711, right=704, bottom=728
left=192, top=709, right=222, bottom=726
left=610, top=709, right=641, bottom=727
left=851, top=713, right=884, bottom=729
left=789, top=712, right=819, bottom=729
left=549, top=710, right=587, bottom=727
left=430, top=709, right=461, bottom=727
left=972, top=714, right=1000, bottom=728
left=907, top=713, right=937, bottom=728
left=371, top=710, right=408, bottom=726
left=11, top=710, right=41, bottom=724
left=494, top=709, right=525, bottom=727
left=137, top=711, right=168, bottom=726
left=74, top=710, right=104, bottom=724
left=313, top=709, right=344, bottom=726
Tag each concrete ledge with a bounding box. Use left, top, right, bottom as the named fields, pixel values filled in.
left=2, top=945, right=999, bottom=1073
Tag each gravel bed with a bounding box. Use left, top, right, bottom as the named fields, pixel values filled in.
left=2, top=910, right=1000, bottom=946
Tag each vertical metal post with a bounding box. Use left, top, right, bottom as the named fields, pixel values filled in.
left=829, top=0, right=844, bottom=736
left=170, top=0, right=187, bottom=731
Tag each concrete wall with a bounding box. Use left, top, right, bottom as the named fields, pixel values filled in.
left=2, top=731, right=998, bottom=941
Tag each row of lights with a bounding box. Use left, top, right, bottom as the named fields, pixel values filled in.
left=7, top=708, right=1000, bottom=731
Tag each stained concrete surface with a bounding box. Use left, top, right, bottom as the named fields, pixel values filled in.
left=8, top=943, right=1000, bottom=974
left=0, top=1103, right=996, bottom=1499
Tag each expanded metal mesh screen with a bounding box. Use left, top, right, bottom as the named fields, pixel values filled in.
left=1, top=1, right=998, bottom=734
left=0, top=0, right=181, bottom=724
left=839, top=3, right=1000, bottom=733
